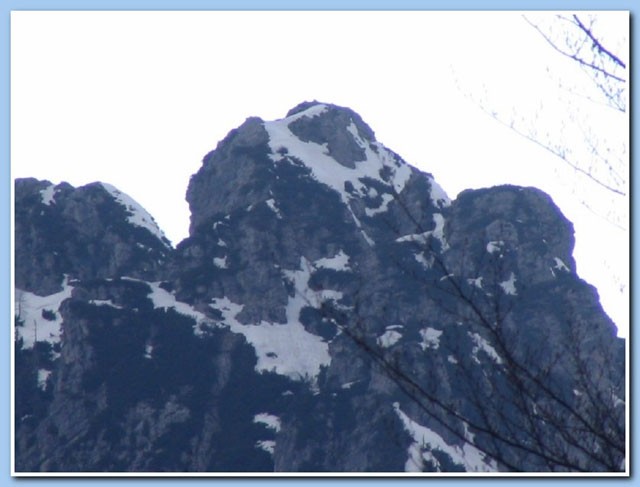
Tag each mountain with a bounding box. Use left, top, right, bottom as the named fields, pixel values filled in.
left=13, top=101, right=625, bottom=474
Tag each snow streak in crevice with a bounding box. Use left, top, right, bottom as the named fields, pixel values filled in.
left=393, top=402, right=497, bottom=472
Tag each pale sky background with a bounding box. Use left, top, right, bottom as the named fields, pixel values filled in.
left=11, top=11, right=629, bottom=336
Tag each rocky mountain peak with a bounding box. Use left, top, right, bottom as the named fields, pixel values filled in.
left=15, top=178, right=171, bottom=295
left=187, top=101, right=447, bottom=241
left=14, top=102, right=624, bottom=474
left=282, top=101, right=377, bottom=168
left=285, top=100, right=326, bottom=117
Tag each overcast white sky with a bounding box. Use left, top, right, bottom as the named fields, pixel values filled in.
left=11, top=10, right=628, bottom=336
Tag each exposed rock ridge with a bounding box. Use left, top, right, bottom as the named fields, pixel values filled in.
left=14, top=101, right=624, bottom=474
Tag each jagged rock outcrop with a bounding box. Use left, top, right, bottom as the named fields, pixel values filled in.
left=15, top=178, right=171, bottom=295
left=14, top=101, right=625, bottom=474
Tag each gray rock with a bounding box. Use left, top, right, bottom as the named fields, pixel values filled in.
left=14, top=102, right=625, bottom=473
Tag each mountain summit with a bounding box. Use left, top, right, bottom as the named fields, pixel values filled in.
left=14, top=102, right=625, bottom=473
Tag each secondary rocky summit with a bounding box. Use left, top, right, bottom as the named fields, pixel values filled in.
left=14, top=101, right=624, bottom=473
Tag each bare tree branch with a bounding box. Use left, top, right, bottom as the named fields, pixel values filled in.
left=571, top=15, right=626, bottom=69
left=523, top=15, right=625, bottom=84
left=474, top=100, right=626, bottom=197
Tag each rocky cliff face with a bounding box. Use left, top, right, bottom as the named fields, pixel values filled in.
left=15, top=179, right=171, bottom=295
left=14, top=102, right=625, bottom=473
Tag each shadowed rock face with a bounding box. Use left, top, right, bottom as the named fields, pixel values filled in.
left=15, top=179, right=172, bottom=295
left=14, top=101, right=624, bottom=473
left=185, top=116, right=274, bottom=234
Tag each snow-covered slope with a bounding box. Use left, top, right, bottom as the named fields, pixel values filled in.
left=100, top=182, right=170, bottom=245
left=265, top=103, right=414, bottom=208
left=15, top=276, right=74, bottom=349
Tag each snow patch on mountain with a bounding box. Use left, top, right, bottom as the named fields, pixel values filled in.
left=364, top=193, right=395, bottom=217
left=486, top=241, right=504, bottom=254
left=420, top=327, right=443, bottom=351
left=285, top=102, right=329, bottom=122
left=428, top=177, right=451, bottom=208
left=396, top=231, right=430, bottom=245
left=208, top=257, right=338, bottom=383
left=39, top=183, right=57, bottom=206
left=468, top=277, right=484, bottom=289
left=210, top=296, right=331, bottom=384
left=253, top=413, right=280, bottom=456
left=37, top=369, right=51, bottom=390
left=15, top=276, right=74, bottom=349
left=432, top=213, right=449, bottom=251
left=89, top=299, right=123, bottom=309
left=256, top=440, right=276, bottom=455
left=393, top=402, right=496, bottom=472
left=396, top=213, right=448, bottom=252
left=550, top=257, right=571, bottom=278
left=499, top=272, right=517, bottom=295
left=213, top=256, right=228, bottom=269
left=283, top=257, right=344, bottom=325
left=264, top=104, right=412, bottom=219
left=254, top=413, right=281, bottom=432
left=127, top=278, right=210, bottom=332
left=469, top=332, right=503, bottom=365
left=314, top=250, right=351, bottom=271
left=100, top=183, right=169, bottom=245
left=265, top=198, right=283, bottom=219
left=352, top=211, right=376, bottom=247
left=553, top=257, right=570, bottom=272
left=414, top=252, right=434, bottom=269
left=377, top=327, right=403, bottom=348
